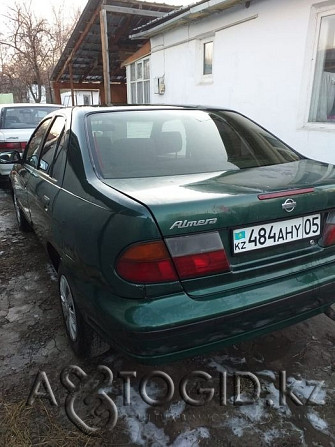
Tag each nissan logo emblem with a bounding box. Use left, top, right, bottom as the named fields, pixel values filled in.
left=282, top=198, right=296, bottom=213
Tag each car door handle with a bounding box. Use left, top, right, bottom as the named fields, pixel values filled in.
left=42, top=195, right=50, bottom=210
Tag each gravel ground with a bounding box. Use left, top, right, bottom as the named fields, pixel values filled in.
left=1, top=185, right=335, bottom=446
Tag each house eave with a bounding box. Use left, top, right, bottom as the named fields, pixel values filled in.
left=130, top=0, right=246, bottom=39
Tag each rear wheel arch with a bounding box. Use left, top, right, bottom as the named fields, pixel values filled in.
left=58, top=263, right=110, bottom=358
left=46, top=243, right=61, bottom=272
left=12, top=189, right=31, bottom=232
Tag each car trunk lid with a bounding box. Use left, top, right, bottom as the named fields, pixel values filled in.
left=105, top=160, right=335, bottom=233
left=0, top=128, right=34, bottom=151
left=104, top=159, right=335, bottom=296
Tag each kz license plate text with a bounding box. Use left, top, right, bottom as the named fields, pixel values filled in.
left=233, top=214, right=321, bottom=253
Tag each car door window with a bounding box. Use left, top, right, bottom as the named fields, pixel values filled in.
left=25, top=118, right=52, bottom=168
left=50, top=130, right=67, bottom=183
left=39, top=116, right=66, bottom=174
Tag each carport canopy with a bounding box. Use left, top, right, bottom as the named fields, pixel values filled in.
left=51, top=0, right=176, bottom=105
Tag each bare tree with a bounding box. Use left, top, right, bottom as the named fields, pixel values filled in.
left=0, top=2, right=79, bottom=103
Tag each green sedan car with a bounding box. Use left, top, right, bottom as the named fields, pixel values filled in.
left=2, top=105, right=335, bottom=362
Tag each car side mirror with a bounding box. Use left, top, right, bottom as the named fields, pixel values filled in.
left=0, top=150, right=22, bottom=164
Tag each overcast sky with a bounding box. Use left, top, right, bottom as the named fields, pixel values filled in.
left=0, top=0, right=194, bottom=26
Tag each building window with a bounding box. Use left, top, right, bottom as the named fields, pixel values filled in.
left=83, top=94, right=91, bottom=105
left=129, top=58, right=150, bottom=104
left=203, top=41, right=213, bottom=75
left=309, top=13, right=335, bottom=122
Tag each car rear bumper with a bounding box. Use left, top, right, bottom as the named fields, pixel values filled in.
left=79, top=259, right=335, bottom=363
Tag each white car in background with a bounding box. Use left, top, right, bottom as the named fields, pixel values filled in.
left=0, top=103, right=62, bottom=180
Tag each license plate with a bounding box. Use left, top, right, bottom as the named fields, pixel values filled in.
left=233, top=214, right=321, bottom=254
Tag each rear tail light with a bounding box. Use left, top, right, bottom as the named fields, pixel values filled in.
left=166, top=232, right=230, bottom=279
left=322, top=212, right=335, bottom=247
left=116, top=241, right=178, bottom=283
left=0, top=142, right=26, bottom=151
left=116, top=232, right=230, bottom=284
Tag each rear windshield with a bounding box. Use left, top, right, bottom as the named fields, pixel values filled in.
left=86, top=109, right=302, bottom=179
left=2, top=106, right=59, bottom=129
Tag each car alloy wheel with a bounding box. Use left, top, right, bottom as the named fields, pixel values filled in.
left=59, top=274, right=78, bottom=342
left=12, top=191, right=31, bottom=232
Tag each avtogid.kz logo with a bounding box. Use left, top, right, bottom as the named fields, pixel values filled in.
left=26, top=366, right=325, bottom=436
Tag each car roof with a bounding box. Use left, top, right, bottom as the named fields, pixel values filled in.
left=67, top=104, right=233, bottom=115
left=0, top=103, right=63, bottom=108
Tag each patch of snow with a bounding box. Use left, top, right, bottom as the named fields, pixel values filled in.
left=264, top=382, right=292, bottom=417
left=115, top=384, right=170, bottom=446
left=306, top=410, right=328, bottom=433
left=230, top=356, right=246, bottom=365
left=263, top=428, right=283, bottom=444
left=263, top=423, right=306, bottom=446
left=208, top=359, right=230, bottom=374
left=171, top=427, right=210, bottom=446
left=253, top=355, right=264, bottom=363
left=208, top=354, right=246, bottom=374
left=287, top=422, right=306, bottom=446
left=239, top=402, right=267, bottom=423
left=46, top=264, right=58, bottom=282
left=225, top=416, right=250, bottom=437
left=6, top=304, right=33, bottom=322
left=164, top=401, right=186, bottom=421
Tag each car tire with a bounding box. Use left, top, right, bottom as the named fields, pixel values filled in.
left=12, top=191, right=31, bottom=232
left=58, top=265, right=110, bottom=358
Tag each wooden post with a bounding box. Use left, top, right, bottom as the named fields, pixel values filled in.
left=69, top=63, right=75, bottom=106
left=100, top=8, right=111, bottom=105
left=52, top=82, right=62, bottom=104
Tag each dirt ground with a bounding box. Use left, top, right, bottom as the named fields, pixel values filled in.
left=1, top=185, right=335, bottom=446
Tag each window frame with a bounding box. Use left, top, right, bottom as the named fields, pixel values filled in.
left=203, top=40, right=214, bottom=76
left=309, top=11, right=335, bottom=124
left=301, top=3, right=335, bottom=130
left=23, top=115, right=67, bottom=183
left=24, top=118, right=53, bottom=168
left=128, top=57, right=151, bottom=104
left=38, top=116, right=66, bottom=178
left=197, top=35, right=215, bottom=85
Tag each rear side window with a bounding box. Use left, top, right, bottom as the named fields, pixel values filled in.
left=50, top=132, right=67, bottom=183
left=87, top=110, right=301, bottom=179
left=39, top=116, right=66, bottom=173
left=25, top=119, right=52, bottom=168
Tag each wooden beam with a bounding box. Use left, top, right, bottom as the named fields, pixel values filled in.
left=54, top=7, right=101, bottom=83
left=102, top=5, right=165, bottom=18
left=52, top=82, right=105, bottom=90
left=100, top=8, right=111, bottom=105
left=52, top=82, right=61, bottom=104
left=69, top=63, right=75, bottom=106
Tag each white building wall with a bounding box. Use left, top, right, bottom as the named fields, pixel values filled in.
left=149, top=0, right=335, bottom=164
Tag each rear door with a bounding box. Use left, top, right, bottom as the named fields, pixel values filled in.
left=26, top=115, right=67, bottom=242
left=13, top=118, right=53, bottom=224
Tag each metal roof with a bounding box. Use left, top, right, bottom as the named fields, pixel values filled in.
left=51, top=0, right=177, bottom=85
left=130, top=0, right=246, bottom=39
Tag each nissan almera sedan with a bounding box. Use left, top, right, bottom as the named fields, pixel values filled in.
left=2, top=105, right=335, bottom=362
